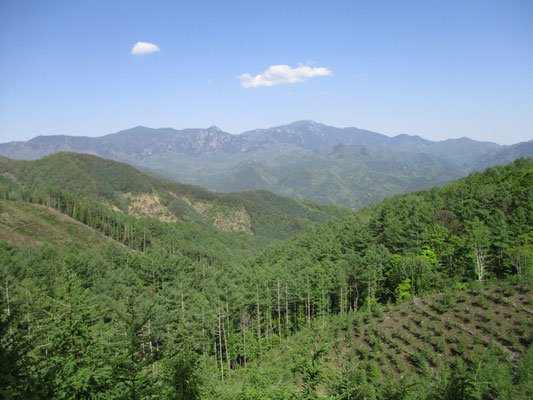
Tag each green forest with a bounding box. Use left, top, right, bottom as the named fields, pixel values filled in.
left=1, top=155, right=532, bottom=399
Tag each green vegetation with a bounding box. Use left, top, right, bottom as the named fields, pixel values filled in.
left=0, top=156, right=532, bottom=398
left=0, top=152, right=354, bottom=245
left=212, top=145, right=464, bottom=209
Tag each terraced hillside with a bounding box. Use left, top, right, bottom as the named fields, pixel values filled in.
left=331, top=283, right=532, bottom=377
left=211, top=280, right=532, bottom=398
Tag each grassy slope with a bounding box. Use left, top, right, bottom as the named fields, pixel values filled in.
left=0, top=200, right=125, bottom=249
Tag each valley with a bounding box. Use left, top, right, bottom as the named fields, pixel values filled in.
left=1, top=154, right=531, bottom=399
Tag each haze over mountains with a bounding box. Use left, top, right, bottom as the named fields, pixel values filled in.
left=1, top=120, right=531, bottom=208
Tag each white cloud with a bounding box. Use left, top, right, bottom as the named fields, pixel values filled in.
left=131, top=41, right=160, bottom=55
left=239, top=64, right=332, bottom=88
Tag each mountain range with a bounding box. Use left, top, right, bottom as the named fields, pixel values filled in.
left=1, top=120, right=531, bottom=208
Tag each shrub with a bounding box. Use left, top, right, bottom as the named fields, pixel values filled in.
left=462, top=309, right=473, bottom=324
left=509, top=331, right=520, bottom=349
left=442, top=292, right=457, bottom=308
left=519, top=318, right=529, bottom=336
left=359, top=346, right=369, bottom=361
left=470, top=280, right=484, bottom=294
left=367, top=360, right=382, bottom=381
left=477, top=295, right=487, bottom=309
left=373, top=306, right=384, bottom=321
left=456, top=337, right=467, bottom=355
left=504, top=286, right=516, bottom=297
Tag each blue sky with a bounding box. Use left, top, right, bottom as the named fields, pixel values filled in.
left=0, top=0, right=532, bottom=144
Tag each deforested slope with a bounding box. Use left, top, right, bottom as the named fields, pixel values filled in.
left=0, top=200, right=126, bottom=249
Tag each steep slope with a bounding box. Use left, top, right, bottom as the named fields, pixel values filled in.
left=198, top=158, right=533, bottom=397
left=1, top=159, right=531, bottom=399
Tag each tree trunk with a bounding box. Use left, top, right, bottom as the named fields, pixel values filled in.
left=256, top=284, right=261, bottom=352
left=202, top=307, right=206, bottom=354
left=474, top=247, right=487, bottom=281
left=265, top=307, right=269, bottom=346
left=218, top=307, right=224, bottom=381
left=354, top=282, right=359, bottom=312
left=240, top=311, right=248, bottom=367
left=222, top=306, right=230, bottom=375
left=277, top=278, right=282, bottom=344
left=285, top=284, right=289, bottom=337
left=340, top=286, right=343, bottom=315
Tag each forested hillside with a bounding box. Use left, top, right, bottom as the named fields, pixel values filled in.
left=1, top=158, right=532, bottom=399
left=0, top=152, right=352, bottom=248
left=213, top=144, right=464, bottom=208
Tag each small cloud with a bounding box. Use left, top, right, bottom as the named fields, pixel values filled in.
left=131, top=41, right=160, bottom=55
left=240, top=64, right=332, bottom=88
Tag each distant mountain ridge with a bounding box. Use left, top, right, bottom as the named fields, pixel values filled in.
left=473, top=139, right=533, bottom=170
left=1, top=126, right=261, bottom=161
left=1, top=120, right=531, bottom=208
left=240, top=120, right=505, bottom=166
left=0, top=120, right=506, bottom=163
